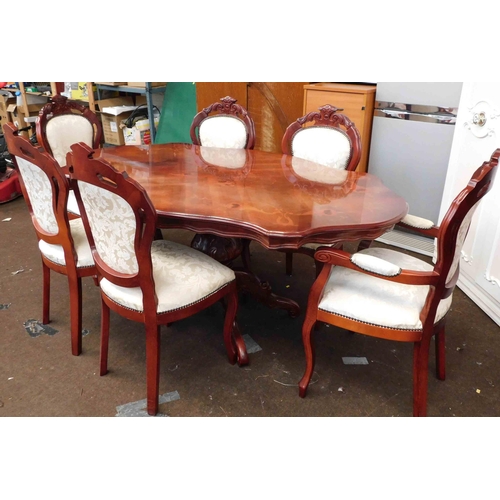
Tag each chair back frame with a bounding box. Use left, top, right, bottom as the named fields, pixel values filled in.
left=281, top=104, right=362, bottom=172
left=435, top=150, right=499, bottom=295
left=67, top=143, right=158, bottom=302
left=190, top=96, right=256, bottom=149
left=3, top=122, right=75, bottom=256
left=36, top=94, right=103, bottom=165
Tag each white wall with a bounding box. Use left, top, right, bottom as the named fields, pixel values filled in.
left=439, top=82, right=500, bottom=326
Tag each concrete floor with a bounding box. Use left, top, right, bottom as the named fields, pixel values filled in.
left=1, top=195, right=500, bottom=417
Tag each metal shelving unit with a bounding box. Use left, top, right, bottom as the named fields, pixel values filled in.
left=94, top=83, right=166, bottom=142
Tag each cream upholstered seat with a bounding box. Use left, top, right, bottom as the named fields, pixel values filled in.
left=36, top=94, right=103, bottom=216
left=298, top=149, right=500, bottom=416
left=38, top=218, right=93, bottom=268
left=99, top=239, right=235, bottom=314
left=280, top=104, right=362, bottom=276
left=319, top=247, right=452, bottom=330
left=3, top=123, right=97, bottom=356
left=69, top=142, right=245, bottom=416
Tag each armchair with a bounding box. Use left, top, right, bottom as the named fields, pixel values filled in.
left=298, top=149, right=499, bottom=416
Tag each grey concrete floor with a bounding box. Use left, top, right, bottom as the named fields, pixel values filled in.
left=1, top=195, right=500, bottom=418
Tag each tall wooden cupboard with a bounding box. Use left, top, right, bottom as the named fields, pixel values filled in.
left=303, top=83, right=376, bottom=173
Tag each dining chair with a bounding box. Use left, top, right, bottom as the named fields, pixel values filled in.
left=190, top=96, right=256, bottom=270
left=2, top=122, right=96, bottom=356
left=190, top=95, right=256, bottom=149
left=68, top=142, right=244, bottom=416
left=280, top=104, right=362, bottom=276
left=298, top=148, right=500, bottom=416
left=36, top=94, right=103, bottom=216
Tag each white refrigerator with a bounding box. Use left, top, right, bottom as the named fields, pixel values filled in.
left=367, top=82, right=463, bottom=254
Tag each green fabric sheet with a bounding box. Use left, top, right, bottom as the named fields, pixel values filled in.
left=154, top=82, right=197, bottom=144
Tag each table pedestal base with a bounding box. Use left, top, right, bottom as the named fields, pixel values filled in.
left=191, top=234, right=300, bottom=318
left=235, top=270, right=300, bottom=318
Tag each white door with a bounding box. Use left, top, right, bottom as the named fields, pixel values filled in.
left=439, top=82, right=500, bottom=326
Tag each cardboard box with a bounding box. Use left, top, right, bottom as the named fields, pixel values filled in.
left=68, top=82, right=96, bottom=101
left=5, top=103, right=45, bottom=138
left=95, top=96, right=147, bottom=146
left=127, top=82, right=167, bottom=88
left=0, top=95, right=16, bottom=131
left=122, top=113, right=160, bottom=146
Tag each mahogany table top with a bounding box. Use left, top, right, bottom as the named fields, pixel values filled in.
left=98, top=143, right=408, bottom=250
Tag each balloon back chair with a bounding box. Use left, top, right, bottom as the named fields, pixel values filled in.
left=36, top=94, right=103, bottom=215
left=190, top=95, right=255, bottom=150
left=3, top=122, right=96, bottom=356
left=298, top=148, right=500, bottom=416
left=280, top=104, right=362, bottom=276
left=68, top=142, right=245, bottom=416
left=189, top=95, right=256, bottom=270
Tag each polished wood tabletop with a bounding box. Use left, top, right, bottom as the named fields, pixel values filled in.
left=98, top=143, right=408, bottom=249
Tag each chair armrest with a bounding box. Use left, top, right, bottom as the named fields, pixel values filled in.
left=351, top=253, right=401, bottom=277
left=314, top=246, right=440, bottom=286
left=397, top=213, right=439, bottom=237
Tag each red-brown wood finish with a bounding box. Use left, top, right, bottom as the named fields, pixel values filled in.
left=36, top=94, right=103, bottom=166
left=298, top=149, right=500, bottom=416
left=97, top=143, right=408, bottom=250
left=281, top=104, right=363, bottom=275
left=2, top=123, right=97, bottom=356
left=67, top=143, right=245, bottom=416
left=190, top=96, right=256, bottom=149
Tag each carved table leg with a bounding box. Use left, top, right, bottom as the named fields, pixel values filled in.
left=193, top=234, right=300, bottom=317
left=191, top=234, right=243, bottom=264
left=235, top=270, right=301, bottom=318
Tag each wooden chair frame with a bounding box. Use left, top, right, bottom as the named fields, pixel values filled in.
left=67, top=142, right=242, bottom=416
left=280, top=104, right=362, bottom=276
left=190, top=96, right=256, bottom=149
left=3, top=123, right=97, bottom=356
left=36, top=94, right=103, bottom=168
left=298, top=149, right=500, bottom=416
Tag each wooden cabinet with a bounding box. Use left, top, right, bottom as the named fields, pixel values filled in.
left=303, top=83, right=376, bottom=173
left=196, top=82, right=307, bottom=153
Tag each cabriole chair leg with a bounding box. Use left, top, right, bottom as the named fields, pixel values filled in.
left=42, top=261, right=50, bottom=325
left=100, top=298, right=110, bottom=376
left=145, top=323, right=161, bottom=416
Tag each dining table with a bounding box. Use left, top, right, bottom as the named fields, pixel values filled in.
left=97, top=142, right=409, bottom=345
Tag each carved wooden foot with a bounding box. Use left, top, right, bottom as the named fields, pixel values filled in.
left=231, top=321, right=249, bottom=366
left=235, top=270, right=301, bottom=318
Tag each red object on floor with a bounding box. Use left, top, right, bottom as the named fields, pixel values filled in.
left=0, top=168, right=23, bottom=203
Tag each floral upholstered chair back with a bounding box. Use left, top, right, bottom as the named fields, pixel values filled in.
left=75, top=180, right=139, bottom=275
left=36, top=94, right=103, bottom=167
left=282, top=104, right=362, bottom=172
left=16, top=155, right=60, bottom=234
left=3, top=123, right=67, bottom=237
left=45, top=114, right=94, bottom=167
left=190, top=96, right=256, bottom=150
